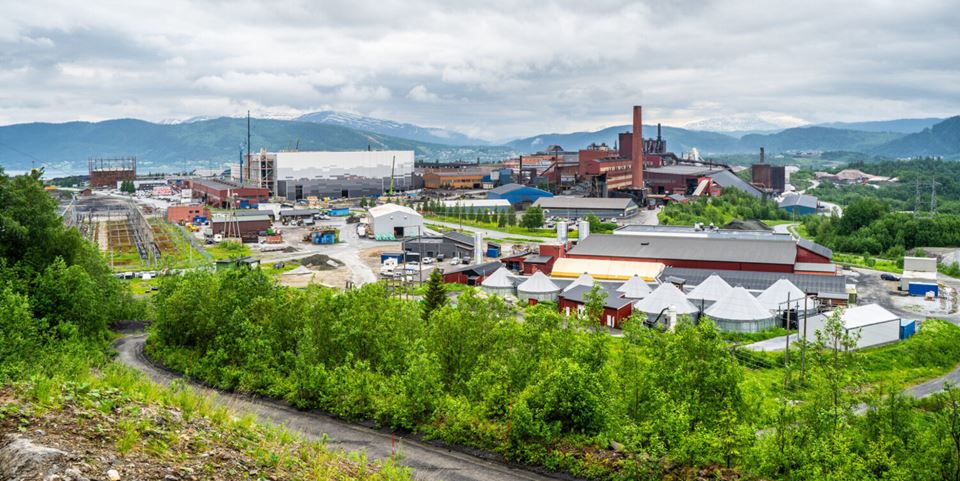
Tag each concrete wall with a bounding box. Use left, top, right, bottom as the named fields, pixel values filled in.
left=904, top=256, right=937, bottom=272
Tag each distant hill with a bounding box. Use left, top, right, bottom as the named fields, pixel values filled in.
left=871, top=116, right=960, bottom=158
left=0, top=117, right=514, bottom=174
left=297, top=110, right=489, bottom=146
left=506, top=124, right=741, bottom=154
left=739, top=127, right=903, bottom=153
left=814, top=118, right=944, bottom=134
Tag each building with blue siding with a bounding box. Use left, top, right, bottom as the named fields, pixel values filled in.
left=779, top=193, right=818, bottom=216
left=487, top=183, right=553, bottom=209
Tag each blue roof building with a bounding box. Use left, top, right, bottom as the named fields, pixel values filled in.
left=779, top=193, right=818, bottom=216
left=487, top=183, right=553, bottom=209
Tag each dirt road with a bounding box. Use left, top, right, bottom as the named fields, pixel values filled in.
left=115, top=334, right=570, bottom=481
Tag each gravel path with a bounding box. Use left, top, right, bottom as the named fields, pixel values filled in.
left=115, top=334, right=573, bottom=481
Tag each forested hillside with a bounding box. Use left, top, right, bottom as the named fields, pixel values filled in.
left=148, top=264, right=960, bottom=481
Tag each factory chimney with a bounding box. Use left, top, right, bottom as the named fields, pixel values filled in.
left=518, top=155, right=523, bottom=184
left=631, top=105, right=644, bottom=188
left=657, top=123, right=662, bottom=141
left=473, top=232, right=483, bottom=265
left=760, top=147, right=765, bottom=164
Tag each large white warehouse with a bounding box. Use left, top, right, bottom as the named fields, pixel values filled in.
left=277, top=150, right=415, bottom=180
left=368, top=204, right=423, bottom=240
left=799, top=304, right=900, bottom=350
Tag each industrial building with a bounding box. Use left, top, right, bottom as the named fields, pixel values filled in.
left=567, top=225, right=834, bottom=274
left=209, top=213, right=272, bottom=241
left=443, top=261, right=504, bottom=286
left=558, top=283, right=634, bottom=327
left=89, top=157, right=136, bottom=188
left=704, top=286, right=777, bottom=333
left=402, top=231, right=476, bottom=259
left=166, top=204, right=210, bottom=224
left=367, top=203, right=423, bottom=239
left=269, top=150, right=415, bottom=200
left=533, top=197, right=638, bottom=219
left=423, top=170, right=486, bottom=189
left=751, top=149, right=786, bottom=193
left=799, top=304, right=901, bottom=350
left=662, top=267, right=849, bottom=306
left=779, top=193, right=818, bottom=215
left=232, top=148, right=278, bottom=196
left=190, top=179, right=270, bottom=208
left=900, top=256, right=939, bottom=292
left=440, top=198, right=512, bottom=213
left=486, top=183, right=553, bottom=209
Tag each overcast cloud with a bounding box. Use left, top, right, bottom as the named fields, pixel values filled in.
left=0, top=0, right=958, bottom=140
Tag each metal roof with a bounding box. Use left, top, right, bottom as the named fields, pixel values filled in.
left=443, top=261, right=503, bottom=276
left=615, top=224, right=794, bottom=241
left=534, top=197, right=636, bottom=211
left=662, top=267, right=847, bottom=298
left=562, top=272, right=595, bottom=292
left=560, top=284, right=633, bottom=309
left=797, top=238, right=833, bottom=259
left=489, top=183, right=527, bottom=195
left=779, top=193, right=818, bottom=210
left=522, top=254, right=553, bottom=264
left=368, top=203, right=420, bottom=218
left=646, top=165, right=721, bottom=176
left=211, top=213, right=272, bottom=222
left=708, top=169, right=764, bottom=198
left=569, top=233, right=797, bottom=265
left=617, top=275, right=653, bottom=299
left=807, top=304, right=900, bottom=330
left=441, top=199, right=511, bottom=208
left=443, top=231, right=475, bottom=246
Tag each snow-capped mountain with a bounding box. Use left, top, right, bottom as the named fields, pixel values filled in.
left=684, top=114, right=807, bottom=134
left=296, top=110, right=488, bottom=146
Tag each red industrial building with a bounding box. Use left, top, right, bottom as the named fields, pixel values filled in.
left=190, top=179, right=270, bottom=208
left=441, top=262, right=503, bottom=285
left=166, top=204, right=210, bottom=224
left=557, top=284, right=634, bottom=327
left=209, top=213, right=272, bottom=242
left=501, top=243, right=565, bottom=275
left=566, top=225, right=834, bottom=275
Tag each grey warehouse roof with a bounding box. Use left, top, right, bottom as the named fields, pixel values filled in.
left=779, top=193, right=818, bottom=210
left=489, top=183, right=539, bottom=195
left=560, top=284, right=633, bottom=309
left=569, top=233, right=797, bottom=265
left=662, top=267, right=847, bottom=298
left=534, top=197, right=636, bottom=210
left=798, top=238, right=833, bottom=259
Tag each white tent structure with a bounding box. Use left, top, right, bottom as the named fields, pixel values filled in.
left=516, top=271, right=561, bottom=304
left=757, top=278, right=817, bottom=315
left=563, top=272, right=595, bottom=293
left=634, top=282, right=699, bottom=321
left=704, top=286, right=777, bottom=333
left=685, top=274, right=733, bottom=309
left=617, top=275, right=653, bottom=299
left=481, top=267, right=516, bottom=297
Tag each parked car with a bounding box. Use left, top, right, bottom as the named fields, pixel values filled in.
left=449, top=257, right=461, bottom=265
left=421, top=257, right=435, bottom=264
left=880, top=273, right=901, bottom=282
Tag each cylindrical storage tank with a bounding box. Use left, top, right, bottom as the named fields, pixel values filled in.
left=704, top=286, right=777, bottom=333
left=516, top=271, right=561, bottom=304
left=481, top=267, right=516, bottom=297
left=473, top=231, right=483, bottom=265
left=557, top=221, right=568, bottom=244
left=634, top=283, right=699, bottom=321
left=578, top=220, right=590, bottom=242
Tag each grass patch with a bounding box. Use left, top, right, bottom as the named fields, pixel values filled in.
left=722, top=327, right=792, bottom=344
left=425, top=215, right=557, bottom=238
left=833, top=252, right=901, bottom=273
left=207, top=240, right=251, bottom=260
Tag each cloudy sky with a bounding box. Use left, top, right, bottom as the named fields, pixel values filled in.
left=1, top=0, right=958, bottom=140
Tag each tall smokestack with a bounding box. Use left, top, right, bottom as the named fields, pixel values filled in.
left=631, top=106, right=644, bottom=188
left=518, top=155, right=523, bottom=184
left=657, top=123, right=662, bottom=141
left=760, top=147, right=765, bottom=164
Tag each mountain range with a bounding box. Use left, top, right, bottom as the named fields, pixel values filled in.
left=0, top=112, right=958, bottom=174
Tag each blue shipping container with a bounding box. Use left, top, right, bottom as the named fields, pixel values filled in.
left=486, top=245, right=501, bottom=258
left=900, top=319, right=917, bottom=340
left=380, top=252, right=404, bottom=263
left=908, top=282, right=939, bottom=297
left=329, top=207, right=350, bottom=216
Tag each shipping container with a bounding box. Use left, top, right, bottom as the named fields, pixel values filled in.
left=900, top=319, right=917, bottom=340
left=908, top=282, right=939, bottom=297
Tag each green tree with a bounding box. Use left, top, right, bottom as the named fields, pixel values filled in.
left=520, top=205, right=544, bottom=229
left=120, top=179, right=136, bottom=194
left=506, top=205, right=517, bottom=226
left=421, top=268, right=447, bottom=321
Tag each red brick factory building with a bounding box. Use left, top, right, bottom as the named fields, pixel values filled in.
left=88, top=157, right=136, bottom=188
left=190, top=179, right=270, bottom=208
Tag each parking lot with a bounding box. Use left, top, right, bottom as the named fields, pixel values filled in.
left=847, top=267, right=960, bottom=322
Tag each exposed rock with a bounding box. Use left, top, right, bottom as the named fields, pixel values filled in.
left=0, top=434, right=88, bottom=481
left=107, top=468, right=121, bottom=480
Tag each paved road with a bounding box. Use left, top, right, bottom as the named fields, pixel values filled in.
left=115, top=334, right=567, bottom=481
left=425, top=219, right=548, bottom=242
left=742, top=334, right=798, bottom=352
